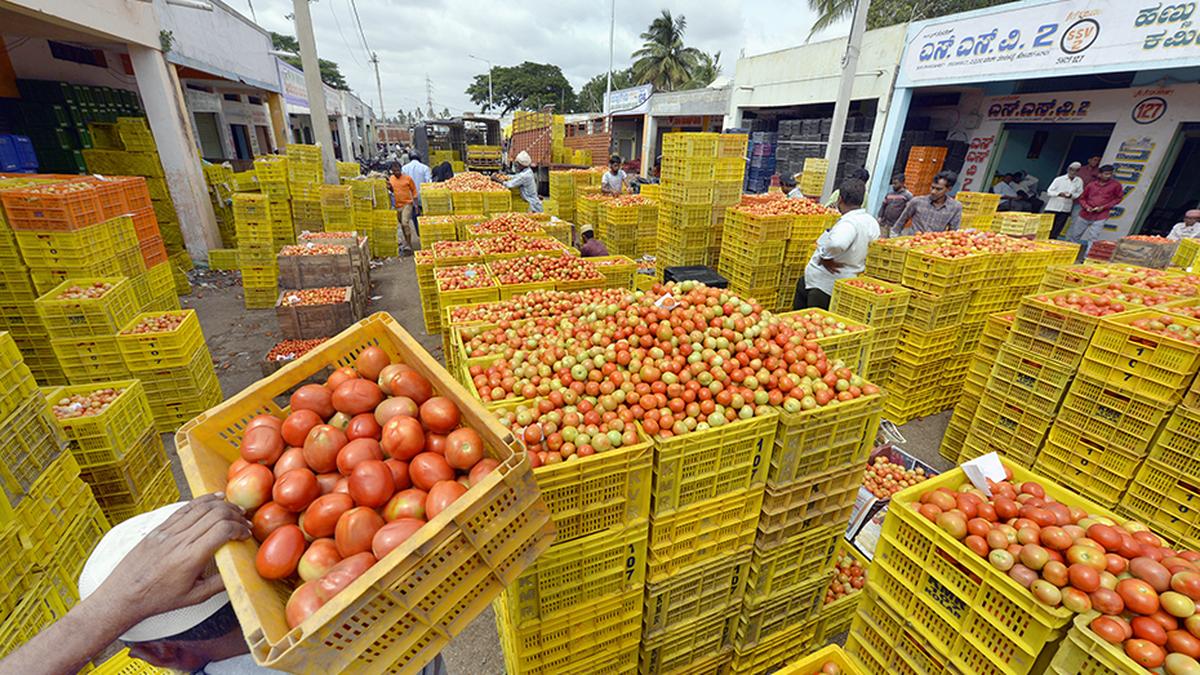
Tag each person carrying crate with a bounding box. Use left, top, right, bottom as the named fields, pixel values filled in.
left=0, top=495, right=448, bottom=675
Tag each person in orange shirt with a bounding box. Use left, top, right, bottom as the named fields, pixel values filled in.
left=388, top=163, right=418, bottom=253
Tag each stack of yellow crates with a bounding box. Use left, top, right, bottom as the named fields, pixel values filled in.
left=956, top=191, right=1000, bottom=231
left=598, top=196, right=657, bottom=258
left=798, top=158, right=828, bottom=197
left=319, top=185, right=354, bottom=232
left=656, top=133, right=718, bottom=277
left=344, top=176, right=382, bottom=230
left=285, top=144, right=324, bottom=232
left=548, top=171, right=575, bottom=222
left=202, top=163, right=236, bottom=246
left=1035, top=305, right=1200, bottom=508
left=937, top=311, right=1012, bottom=462
left=34, top=276, right=142, bottom=385
left=829, top=277, right=912, bottom=382
left=370, top=209, right=398, bottom=258
left=726, top=331, right=882, bottom=674
left=709, top=134, right=749, bottom=266
left=115, top=309, right=222, bottom=433
left=47, top=379, right=177, bottom=525
left=491, top=399, right=651, bottom=675
left=252, top=156, right=295, bottom=251
left=82, top=117, right=185, bottom=256
left=233, top=193, right=277, bottom=309
left=0, top=334, right=111, bottom=653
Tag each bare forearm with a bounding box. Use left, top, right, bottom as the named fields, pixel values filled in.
left=0, top=592, right=134, bottom=675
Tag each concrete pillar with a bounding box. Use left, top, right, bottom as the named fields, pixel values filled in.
left=338, top=114, right=354, bottom=161
left=128, top=44, right=220, bottom=262
left=867, top=86, right=913, bottom=213
left=641, top=115, right=658, bottom=178
left=267, top=93, right=289, bottom=150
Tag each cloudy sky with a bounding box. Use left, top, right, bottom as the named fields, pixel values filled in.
left=240, top=0, right=849, bottom=117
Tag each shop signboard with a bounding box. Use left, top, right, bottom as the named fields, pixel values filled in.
left=605, top=84, right=653, bottom=116
left=277, top=58, right=308, bottom=109
left=898, top=0, right=1200, bottom=88
left=957, top=84, right=1200, bottom=238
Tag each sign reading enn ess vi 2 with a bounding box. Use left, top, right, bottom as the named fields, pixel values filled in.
left=897, top=0, right=1200, bottom=87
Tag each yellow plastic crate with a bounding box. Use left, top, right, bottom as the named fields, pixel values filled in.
left=116, top=310, right=205, bottom=371
left=735, top=568, right=830, bottom=648
left=35, top=277, right=140, bottom=339
left=101, top=462, right=180, bottom=525
left=756, top=463, right=861, bottom=548
left=745, top=522, right=841, bottom=602
left=647, top=486, right=763, bottom=583
left=0, top=393, right=67, bottom=520
left=644, top=548, right=752, bottom=639
left=78, top=428, right=169, bottom=511
left=1056, top=373, right=1173, bottom=455
left=865, top=239, right=911, bottom=283
left=639, top=608, right=737, bottom=675
left=902, top=249, right=987, bottom=295
left=1119, top=457, right=1200, bottom=551
left=778, top=308, right=874, bottom=373
left=497, top=519, right=647, bottom=627
left=769, top=391, right=881, bottom=486
left=649, top=407, right=777, bottom=517
left=983, top=343, right=1075, bottom=418
left=1078, top=310, right=1200, bottom=403
left=814, top=543, right=868, bottom=643
left=830, top=276, right=911, bottom=328
left=728, top=617, right=819, bottom=675
left=47, top=379, right=154, bottom=467
left=904, top=289, right=970, bottom=331
left=174, top=312, right=554, bottom=674
left=49, top=335, right=129, bottom=384
left=845, top=588, right=959, bottom=675
left=91, top=648, right=173, bottom=674
left=774, top=644, right=863, bottom=675
left=1046, top=611, right=1145, bottom=675
left=495, top=588, right=641, bottom=675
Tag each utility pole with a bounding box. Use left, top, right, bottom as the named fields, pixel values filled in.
left=291, top=0, right=338, bottom=183
left=823, top=0, right=871, bottom=200
left=370, top=52, right=384, bottom=159
left=468, top=55, right=493, bottom=112
left=605, top=0, right=615, bottom=131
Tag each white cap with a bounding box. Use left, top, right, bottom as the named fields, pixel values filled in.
left=1068, top=161, right=1082, bottom=169
left=580, top=223, right=594, bottom=235
left=78, top=502, right=230, bottom=642
left=516, top=151, right=532, bottom=167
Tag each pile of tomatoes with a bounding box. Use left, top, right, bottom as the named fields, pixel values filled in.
left=738, top=193, right=784, bottom=206
left=446, top=288, right=628, bottom=325
left=824, top=548, right=865, bottom=606
left=51, top=387, right=122, bottom=420
left=469, top=214, right=544, bottom=236
left=493, top=392, right=643, bottom=466
left=607, top=195, right=652, bottom=207
left=442, top=171, right=506, bottom=192
left=476, top=233, right=565, bottom=255
left=732, top=198, right=834, bottom=218
left=224, top=347, right=497, bottom=629
left=279, top=287, right=348, bottom=307
left=844, top=278, right=896, bottom=295
left=782, top=310, right=866, bottom=339
left=1080, top=283, right=1179, bottom=308
left=279, top=244, right=348, bottom=257
left=1031, top=291, right=1127, bottom=317
left=56, top=281, right=114, bottom=300
left=1127, top=274, right=1199, bottom=297
left=456, top=281, right=878, bottom=436
left=123, top=312, right=186, bottom=334
left=914, top=476, right=1200, bottom=670
left=862, top=455, right=929, bottom=499
left=431, top=240, right=483, bottom=262
left=488, top=255, right=602, bottom=285
left=435, top=264, right=493, bottom=291
left=1128, top=313, right=1200, bottom=346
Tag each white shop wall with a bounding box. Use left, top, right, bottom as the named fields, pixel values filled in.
left=955, top=84, right=1199, bottom=239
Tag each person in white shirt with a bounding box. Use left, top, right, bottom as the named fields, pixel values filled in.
left=1043, top=162, right=1084, bottom=240
left=795, top=177, right=880, bottom=310
left=494, top=151, right=543, bottom=213
left=600, top=154, right=628, bottom=194
left=993, top=174, right=1020, bottom=210
left=786, top=173, right=805, bottom=199
left=1168, top=209, right=1200, bottom=241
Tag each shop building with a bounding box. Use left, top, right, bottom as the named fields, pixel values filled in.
left=276, top=57, right=372, bottom=163
left=603, top=84, right=731, bottom=174
left=870, top=0, right=1200, bottom=238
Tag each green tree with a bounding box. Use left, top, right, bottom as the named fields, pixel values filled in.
left=270, top=31, right=350, bottom=90
left=441, top=107, right=452, bottom=119
left=805, top=0, right=1019, bottom=37
left=576, top=68, right=636, bottom=113
left=631, top=10, right=704, bottom=92
left=680, top=51, right=721, bottom=90
left=465, top=62, right=575, bottom=114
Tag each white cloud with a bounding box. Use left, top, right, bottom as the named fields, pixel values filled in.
left=239, top=0, right=848, bottom=117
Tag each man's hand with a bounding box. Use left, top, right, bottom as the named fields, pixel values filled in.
left=93, top=494, right=251, bottom=629
left=819, top=258, right=845, bottom=273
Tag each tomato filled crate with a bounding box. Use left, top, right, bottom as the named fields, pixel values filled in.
left=778, top=308, right=874, bottom=374
left=769, top=387, right=880, bottom=487
left=175, top=312, right=555, bottom=675
left=1007, top=288, right=1118, bottom=368
left=35, top=277, right=140, bottom=339
left=14, top=214, right=137, bottom=270
left=872, top=457, right=1122, bottom=675
left=275, top=286, right=357, bottom=340
left=116, top=310, right=205, bottom=370
left=902, top=249, right=988, bottom=296
left=1077, top=310, right=1200, bottom=404
left=494, top=586, right=641, bottom=675
left=0, top=181, right=107, bottom=231
left=47, top=380, right=154, bottom=467
left=648, top=407, right=776, bottom=518
left=830, top=276, right=911, bottom=329
left=643, top=548, right=752, bottom=639
left=865, top=239, right=911, bottom=284
left=775, top=644, right=863, bottom=675
left=814, top=542, right=868, bottom=643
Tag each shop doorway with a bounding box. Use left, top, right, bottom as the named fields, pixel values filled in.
left=989, top=123, right=1112, bottom=194
left=230, top=124, right=252, bottom=160
left=193, top=112, right=224, bottom=161
left=1140, top=124, right=1200, bottom=236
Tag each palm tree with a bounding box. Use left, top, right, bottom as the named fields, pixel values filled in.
left=631, top=10, right=704, bottom=92
left=681, top=51, right=721, bottom=90
left=807, top=0, right=854, bottom=39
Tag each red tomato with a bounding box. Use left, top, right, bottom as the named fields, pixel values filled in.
left=426, top=480, right=467, bottom=519
left=419, top=397, right=460, bottom=434
left=256, top=524, right=306, bottom=580
left=355, top=346, right=390, bottom=380
left=349, top=460, right=395, bottom=508
left=1118, top=578, right=1161, bottom=616
left=1091, top=587, right=1126, bottom=615
left=1090, top=616, right=1126, bottom=644
left=251, top=501, right=298, bottom=542
left=227, top=458, right=252, bottom=481
left=334, top=507, right=385, bottom=557
left=240, top=425, right=284, bottom=465
left=314, top=552, right=376, bottom=603
left=286, top=582, right=323, bottom=629
left=332, top=379, right=385, bottom=416
left=1168, top=629, right=1200, bottom=658
left=315, top=472, right=341, bottom=495
left=297, top=538, right=342, bottom=582
left=383, top=488, right=427, bottom=521
left=391, top=370, right=432, bottom=404
left=326, top=366, right=359, bottom=390
left=291, top=384, right=334, bottom=419
left=274, top=447, right=309, bottom=479
left=375, top=396, right=418, bottom=426
left=410, top=453, right=454, bottom=491
left=346, top=413, right=382, bottom=441
left=469, top=458, right=500, bottom=486
left=273, top=469, right=321, bottom=513
left=247, top=414, right=282, bottom=433
left=1124, top=639, right=1165, bottom=669
left=336, top=438, right=384, bottom=475
left=281, top=409, right=323, bottom=447
left=383, top=459, right=411, bottom=491
left=303, top=425, right=348, bottom=474
left=1088, top=524, right=1122, bottom=551
left=301, top=492, right=354, bottom=538
left=382, top=416, right=425, bottom=461
left=372, top=518, right=426, bottom=559
left=226, top=463, right=274, bottom=512
left=445, top=427, right=484, bottom=471
left=1068, top=564, right=1100, bottom=593
left=1132, top=616, right=1168, bottom=645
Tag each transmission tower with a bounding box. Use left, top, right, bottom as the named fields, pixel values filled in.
left=425, top=75, right=435, bottom=119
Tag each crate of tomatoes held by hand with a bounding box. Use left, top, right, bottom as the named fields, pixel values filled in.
left=276, top=287, right=358, bottom=340
left=844, top=443, right=937, bottom=560
left=175, top=312, right=555, bottom=674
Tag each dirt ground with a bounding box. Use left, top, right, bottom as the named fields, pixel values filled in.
left=169, top=256, right=953, bottom=673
